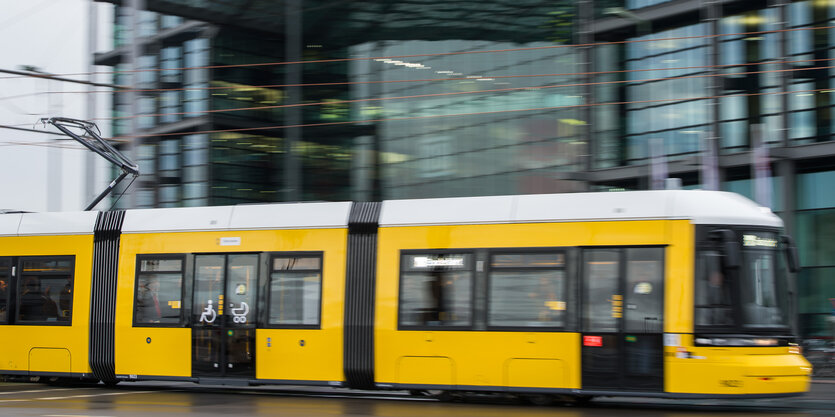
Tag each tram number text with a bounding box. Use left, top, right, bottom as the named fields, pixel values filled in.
left=720, top=379, right=743, bottom=387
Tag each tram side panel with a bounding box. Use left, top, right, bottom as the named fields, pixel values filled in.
left=374, top=220, right=674, bottom=393
left=254, top=228, right=348, bottom=384
left=0, top=233, right=95, bottom=379
left=113, top=228, right=347, bottom=384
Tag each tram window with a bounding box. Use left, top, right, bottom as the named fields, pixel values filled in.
left=624, top=248, right=664, bottom=333
left=0, top=258, right=9, bottom=323
left=695, top=250, right=733, bottom=327
left=488, top=252, right=566, bottom=328
left=399, top=252, right=472, bottom=328
left=583, top=249, right=620, bottom=332
left=134, top=256, right=184, bottom=326
left=16, top=257, right=74, bottom=325
left=268, top=255, right=322, bottom=327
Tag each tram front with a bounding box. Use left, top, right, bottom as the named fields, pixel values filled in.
left=679, top=226, right=811, bottom=397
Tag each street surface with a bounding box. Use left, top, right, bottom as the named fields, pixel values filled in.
left=0, top=380, right=832, bottom=416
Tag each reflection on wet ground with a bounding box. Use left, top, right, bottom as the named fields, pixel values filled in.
left=0, top=381, right=832, bottom=417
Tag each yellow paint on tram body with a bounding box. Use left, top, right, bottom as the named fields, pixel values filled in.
left=375, top=220, right=687, bottom=390
left=665, top=335, right=811, bottom=394
left=0, top=235, right=94, bottom=376
left=114, top=228, right=347, bottom=382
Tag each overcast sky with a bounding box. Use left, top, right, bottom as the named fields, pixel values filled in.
left=0, top=0, right=113, bottom=212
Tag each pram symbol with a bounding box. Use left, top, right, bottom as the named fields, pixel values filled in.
left=231, top=301, right=250, bottom=324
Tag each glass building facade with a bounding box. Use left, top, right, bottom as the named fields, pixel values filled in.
left=94, top=0, right=834, bottom=339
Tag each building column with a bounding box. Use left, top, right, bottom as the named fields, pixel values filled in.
left=704, top=0, right=724, bottom=187
left=126, top=0, right=145, bottom=209
left=283, top=0, right=302, bottom=202
left=577, top=0, right=593, bottom=191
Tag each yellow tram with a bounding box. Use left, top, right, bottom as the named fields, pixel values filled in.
left=0, top=190, right=811, bottom=399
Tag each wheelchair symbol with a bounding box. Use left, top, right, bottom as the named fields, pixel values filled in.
left=231, top=302, right=249, bottom=324
left=199, top=299, right=217, bottom=324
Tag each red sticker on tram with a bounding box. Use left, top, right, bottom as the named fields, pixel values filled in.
left=583, top=336, right=603, bottom=347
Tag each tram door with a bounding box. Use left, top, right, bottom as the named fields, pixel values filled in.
left=192, top=254, right=258, bottom=379
left=581, top=247, right=664, bottom=391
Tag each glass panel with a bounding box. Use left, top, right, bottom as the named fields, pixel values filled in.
left=273, top=257, right=321, bottom=271
left=695, top=251, right=734, bottom=327
left=226, top=255, right=258, bottom=327
left=796, top=208, right=835, bottom=267
left=269, top=268, right=321, bottom=326
left=17, top=258, right=73, bottom=324
left=0, top=259, right=9, bottom=323
left=18, top=276, right=72, bottom=323
left=740, top=232, right=790, bottom=329
left=489, top=270, right=565, bottom=327
left=193, top=255, right=225, bottom=327
left=134, top=272, right=183, bottom=325
left=583, top=249, right=620, bottom=332
left=624, top=248, right=664, bottom=333
left=491, top=253, right=564, bottom=268
left=140, top=258, right=183, bottom=272
left=798, top=171, right=835, bottom=211
left=22, top=259, right=72, bottom=273
left=400, top=253, right=472, bottom=327
left=797, top=266, right=835, bottom=338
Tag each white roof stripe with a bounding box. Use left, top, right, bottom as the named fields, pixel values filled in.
left=379, top=190, right=782, bottom=228
left=121, top=202, right=352, bottom=233
left=0, top=213, right=23, bottom=237
left=0, top=190, right=782, bottom=236
left=0, top=211, right=99, bottom=236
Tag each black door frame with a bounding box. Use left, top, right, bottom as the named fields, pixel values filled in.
left=191, top=253, right=259, bottom=379
left=580, top=246, right=665, bottom=392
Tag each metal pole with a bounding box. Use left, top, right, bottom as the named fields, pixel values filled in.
left=86, top=0, right=99, bottom=206
left=47, top=79, right=62, bottom=212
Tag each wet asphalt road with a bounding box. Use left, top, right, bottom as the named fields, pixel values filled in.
left=0, top=380, right=833, bottom=417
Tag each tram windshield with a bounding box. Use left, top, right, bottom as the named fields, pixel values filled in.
left=739, top=232, right=790, bottom=329
left=696, top=230, right=792, bottom=332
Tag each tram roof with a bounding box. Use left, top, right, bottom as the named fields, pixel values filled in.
left=378, top=190, right=783, bottom=228
left=0, top=211, right=99, bottom=236
left=0, top=190, right=781, bottom=236
left=120, top=201, right=354, bottom=233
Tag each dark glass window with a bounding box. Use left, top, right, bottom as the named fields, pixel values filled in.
left=583, top=249, right=620, bottom=332
left=17, top=257, right=74, bottom=325
left=0, top=258, right=9, bottom=323
left=624, top=247, right=664, bottom=333
left=488, top=252, right=566, bottom=328
left=134, top=256, right=184, bottom=326
left=268, top=255, right=322, bottom=327
left=739, top=232, right=790, bottom=329
left=695, top=250, right=734, bottom=327
left=399, top=252, right=472, bottom=328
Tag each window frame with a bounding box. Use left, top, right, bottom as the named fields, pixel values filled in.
left=132, top=253, right=187, bottom=328
left=264, top=251, right=324, bottom=330
left=397, top=249, right=476, bottom=331
left=485, top=248, right=568, bottom=332
left=15, top=255, right=75, bottom=326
